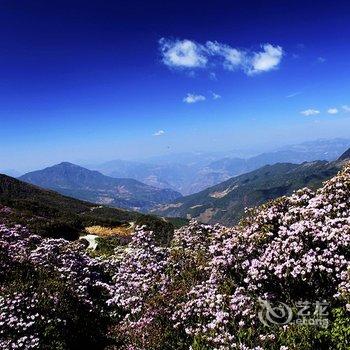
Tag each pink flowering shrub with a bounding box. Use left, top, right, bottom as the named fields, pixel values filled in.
left=2, top=165, right=350, bottom=349
left=0, top=224, right=119, bottom=349
left=109, top=165, right=350, bottom=349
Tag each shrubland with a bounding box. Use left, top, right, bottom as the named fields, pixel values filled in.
left=1, top=165, right=350, bottom=349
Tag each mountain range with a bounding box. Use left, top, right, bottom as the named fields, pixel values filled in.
left=1, top=142, right=350, bottom=242
left=154, top=148, right=350, bottom=226
left=0, top=173, right=179, bottom=243
left=92, top=138, right=350, bottom=194
left=19, top=162, right=182, bottom=212
left=3, top=138, right=350, bottom=230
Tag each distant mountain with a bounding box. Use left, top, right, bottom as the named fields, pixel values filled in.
left=154, top=152, right=350, bottom=226
left=276, top=138, right=350, bottom=156
left=19, top=162, right=182, bottom=212
left=93, top=138, right=350, bottom=195
left=0, top=173, right=177, bottom=242
left=93, top=159, right=193, bottom=192
left=0, top=169, right=22, bottom=177
left=92, top=152, right=233, bottom=195
left=207, top=138, right=350, bottom=178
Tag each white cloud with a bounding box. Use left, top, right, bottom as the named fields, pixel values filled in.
left=247, top=44, right=283, bottom=74
left=159, top=38, right=284, bottom=76
left=183, top=93, right=206, bottom=104
left=212, top=92, right=221, bottom=100
left=301, top=109, right=320, bottom=116
left=159, top=38, right=207, bottom=68
left=153, top=130, right=165, bottom=136
left=206, top=41, right=243, bottom=71
left=327, top=108, right=339, bottom=114
left=342, top=105, right=350, bottom=112
left=317, top=57, right=326, bottom=63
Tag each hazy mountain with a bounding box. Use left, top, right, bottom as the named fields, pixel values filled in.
left=93, top=159, right=192, bottom=192
left=276, top=138, right=350, bottom=156
left=92, top=138, right=350, bottom=195
left=92, top=152, right=233, bottom=194
left=208, top=138, right=350, bottom=177
left=154, top=149, right=350, bottom=226
left=141, top=151, right=229, bottom=166
left=19, top=162, right=181, bottom=212
left=0, top=169, right=22, bottom=177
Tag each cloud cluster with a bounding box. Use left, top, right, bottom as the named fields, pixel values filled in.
left=159, top=38, right=283, bottom=75
left=183, top=93, right=206, bottom=104
left=183, top=92, right=221, bottom=104
left=153, top=130, right=165, bottom=136
left=301, top=105, right=350, bottom=116
left=300, top=109, right=320, bottom=116
left=159, top=38, right=207, bottom=68
left=249, top=44, right=284, bottom=74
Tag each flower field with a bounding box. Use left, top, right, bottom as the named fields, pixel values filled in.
left=1, top=165, right=350, bottom=349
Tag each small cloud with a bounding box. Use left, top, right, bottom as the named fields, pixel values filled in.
left=342, top=105, right=350, bottom=112
left=301, top=109, right=320, bottom=116
left=317, top=57, right=326, bottom=63
left=286, top=92, right=301, bottom=98
left=153, top=130, right=165, bottom=136
left=212, top=92, right=221, bottom=100
left=327, top=108, right=339, bottom=114
left=159, top=38, right=207, bottom=68
left=183, top=93, right=206, bottom=104
left=247, top=44, right=284, bottom=75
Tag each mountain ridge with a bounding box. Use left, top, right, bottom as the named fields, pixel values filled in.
left=339, top=148, right=350, bottom=161
left=92, top=138, right=350, bottom=195
left=154, top=151, right=350, bottom=225
left=0, top=172, right=178, bottom=243
left=19, top=162, right=182, bottom=212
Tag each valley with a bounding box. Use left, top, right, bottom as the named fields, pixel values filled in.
left=154, top=148, right=350, bottom=225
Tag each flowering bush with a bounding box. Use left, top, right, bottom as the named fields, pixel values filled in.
left=0, top=224, right=119, bottom=349
left=109, top=165, right=350, bottom=350
left=2, top=165, right=350, bottom=349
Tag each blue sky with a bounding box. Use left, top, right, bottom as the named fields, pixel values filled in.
left=1, top=0, right=350, bottom=171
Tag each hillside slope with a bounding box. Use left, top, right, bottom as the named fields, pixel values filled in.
left=339, top=147, right=350, bottom=161
left=20, top=162, right=181, bottom=212
left=0, top=173, right=175, bottom=241
left=155, top=157, right=348, bottom=225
